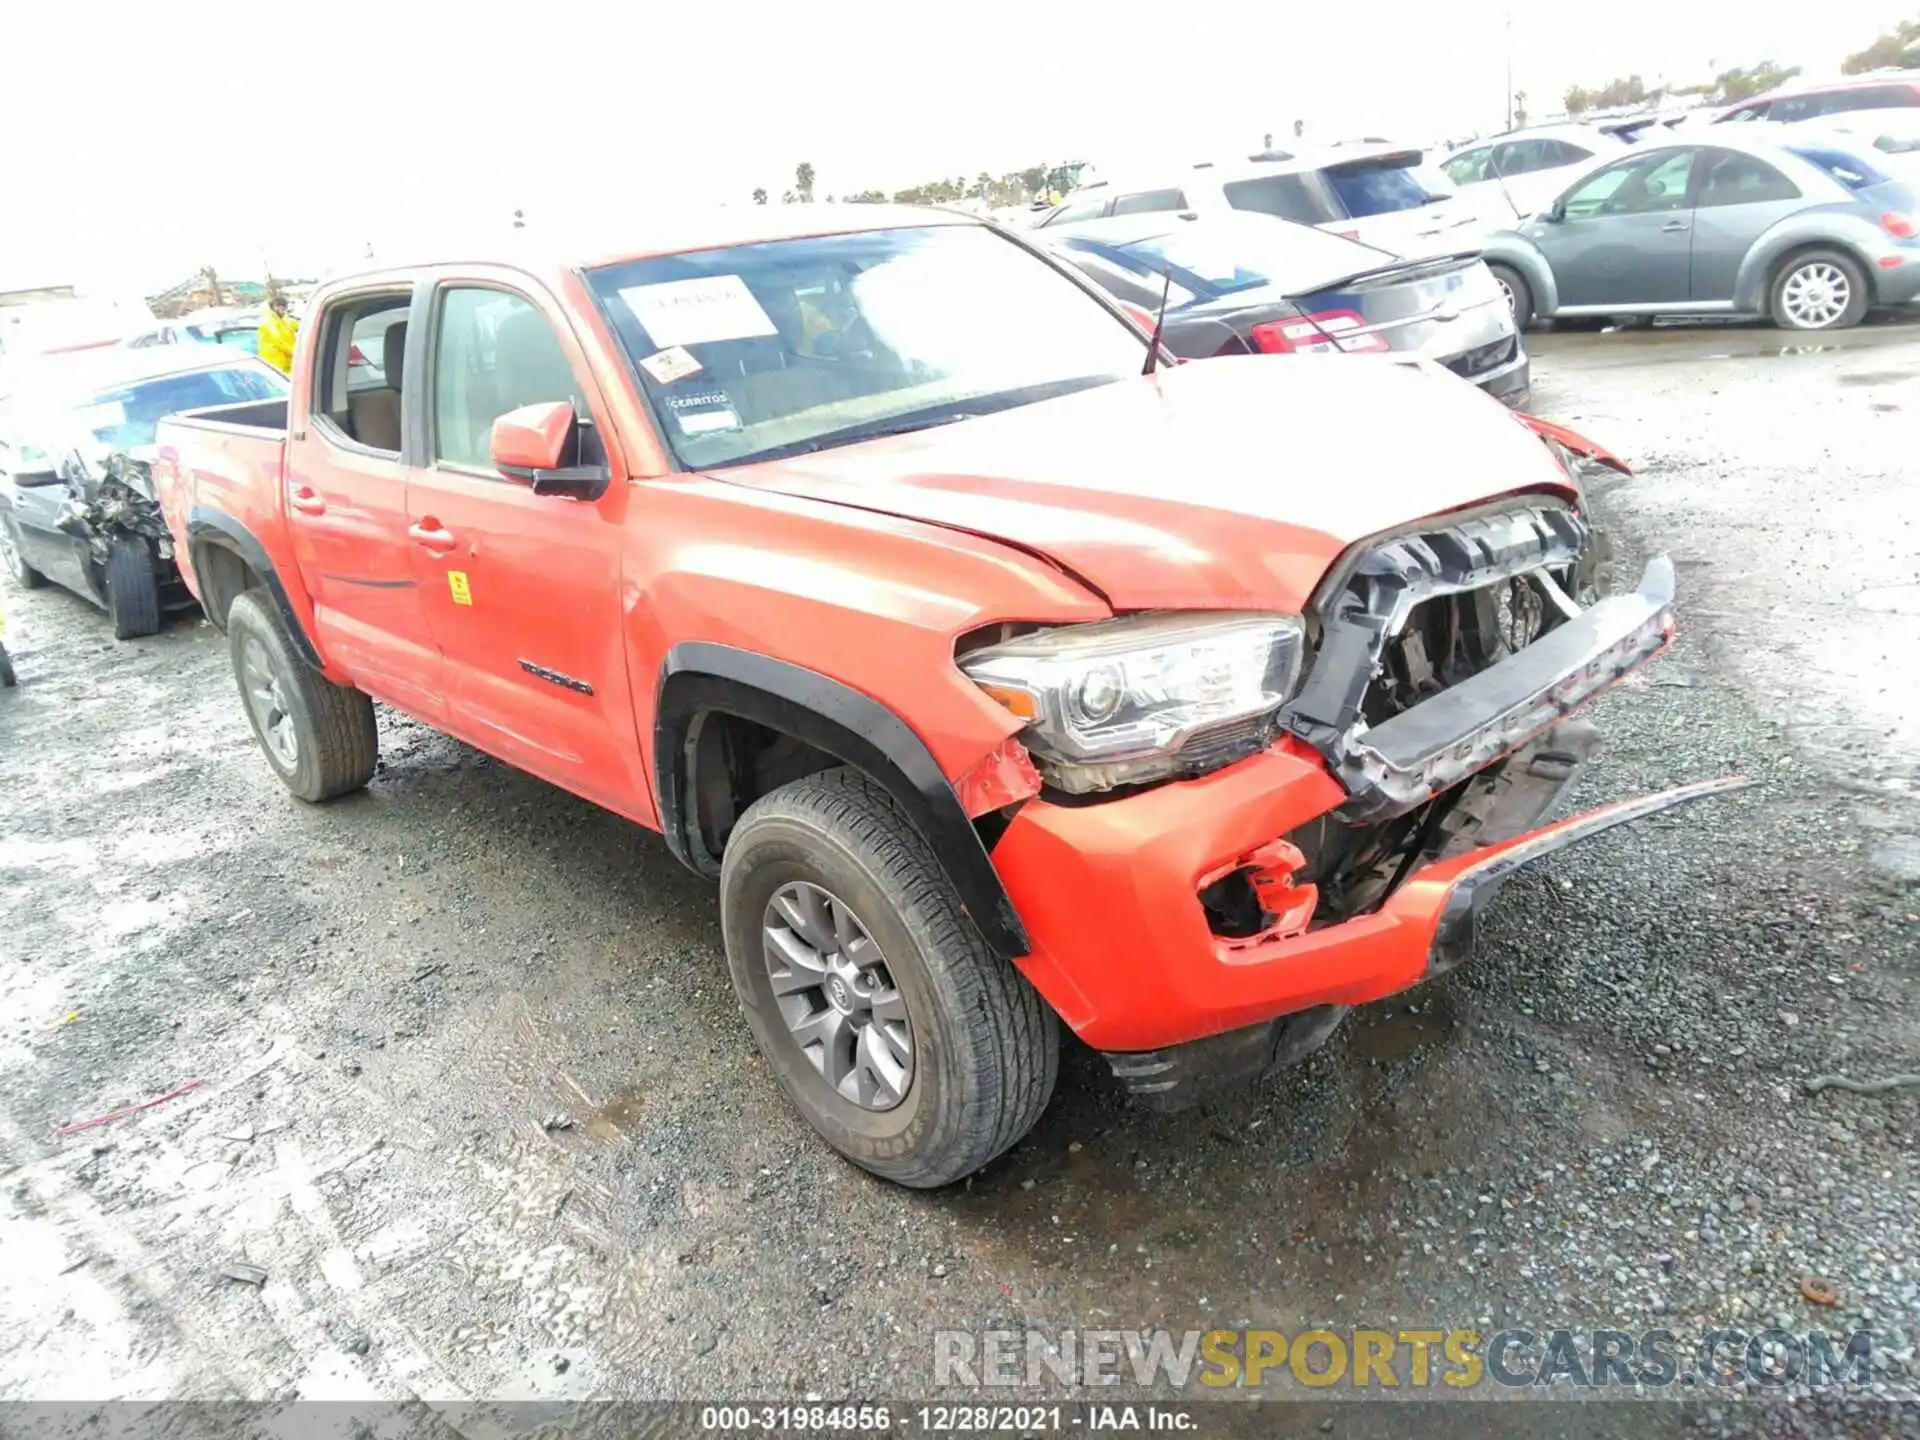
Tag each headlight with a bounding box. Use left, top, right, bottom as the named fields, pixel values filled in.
left=960, top=612, right=1304, bottom=794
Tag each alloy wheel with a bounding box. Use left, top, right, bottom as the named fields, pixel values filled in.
left=1780, top=262, right=1851, bottom=329
left=239, top=636, right=299, bottom=768
left=762, top=881, right=914, bottom=1110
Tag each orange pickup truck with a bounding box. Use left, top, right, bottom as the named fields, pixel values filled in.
left=153, top=205, right=1739, bottom=1187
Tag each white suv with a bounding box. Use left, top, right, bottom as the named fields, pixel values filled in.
left=1035, top=143, right=1486, bottom=257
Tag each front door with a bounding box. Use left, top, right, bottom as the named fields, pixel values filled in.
left=404, top=277, right=651, bottom=821
left=286, top=289, right=447, bottom=722
left=1531, top=148, right=1699, bottom=308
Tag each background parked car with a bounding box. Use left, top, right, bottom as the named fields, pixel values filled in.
left=1716, top=72, right=1920, bottom=126
left=1477, top=132, right=1920, bottom=331
left=1037, top=211, right=1529, bottom=405
left=1035, top=143, right=1486, bottom=257
left=1439, top=124, right=1631, bottom=221
left=0, top=349, right=289, bottom=637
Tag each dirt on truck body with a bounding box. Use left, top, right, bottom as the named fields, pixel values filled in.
left=150, top=203, right=1743, bottom=1188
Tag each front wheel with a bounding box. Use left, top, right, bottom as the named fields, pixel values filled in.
left=1488, top=262, right=1536, bottom=330
left=228, top=590, right=378, bottom=802
left=719, top=767, right=1059, bottom=1188
left=105, top=536, right=161, bottom=639
left=1770, top=249, right=1868, bottom=331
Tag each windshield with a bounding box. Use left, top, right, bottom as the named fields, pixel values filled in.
left=588, top=225, right=1143, bottom=468
left=75, top=363, right=288, bottom=449
left=1322, top=159, right=1447, bottom=217
left=1109, top=217, right=1397, bottom=298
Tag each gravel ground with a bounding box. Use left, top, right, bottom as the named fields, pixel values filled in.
left=1, top=324, right=1916, bottom=1433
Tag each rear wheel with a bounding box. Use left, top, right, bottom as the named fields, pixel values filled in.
left=228, top=590, right=378, bottom=802
left=1, top=519, right=45, bottom=590
left=1770, top=249, right=1868, bottom=331
left=104, top=536, right=161, bottom=639
left=719, top=767, right=1058, bottom=1188
left=1488, top=263, right=1536, bottom=330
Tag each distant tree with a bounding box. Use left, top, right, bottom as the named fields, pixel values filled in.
left=1842, top=19, right=1920, bottom=74
left=751, top=188, right=768, bottom=205
left=975, top=170, right=994, bottom=199
left=845, top=189, right=888, bottom=203
left=781, top=189, right=797, bottom=204
left=1563, top=74, right=1645, bottom=115
left=1714, top=61, right=1800, bottom=103
left=1564, top=84, right=1591, bottom=115
left=1513, top=89, right=1529, bottom=127
left=1292, top=118, right=1304, bottom=138
left=795, top=162, right=815, bottom=202
left=1263, top=132, right=1274, bottom=150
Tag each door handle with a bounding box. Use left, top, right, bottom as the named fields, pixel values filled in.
left=408, top=520, right=456, bottom=552
left=1661, top=220, right=1690, bottom=232
left=289, top=485, right=326, bottom=515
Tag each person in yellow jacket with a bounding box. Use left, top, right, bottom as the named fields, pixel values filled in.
left=258, top=296, right=299, bottom=374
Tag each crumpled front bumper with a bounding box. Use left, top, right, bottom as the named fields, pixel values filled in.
left=992, top=551, right=1742, bottom=1084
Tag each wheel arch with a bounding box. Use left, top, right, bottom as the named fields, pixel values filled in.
left=1480, top=241, right=1559, bottom=317
left=185, top=509, right=323, bottom=669
left=654, top=642, right=1030, bottom=962
left=1735, top=232, right=1875, bottom=317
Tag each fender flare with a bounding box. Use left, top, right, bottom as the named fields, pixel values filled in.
left=185, top=508, right=322, bottom=670
left=1479, top=240, right=1559, bottom=317
left=654, top=642, right=1030, bottom=961
left=1732, top=232, right=1875, bottom=316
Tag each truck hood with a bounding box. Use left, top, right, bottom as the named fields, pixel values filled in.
left=714, top=355, right=1575, bottom=613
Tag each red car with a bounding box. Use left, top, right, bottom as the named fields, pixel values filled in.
left=152, top=206, right=1739, bottom=1186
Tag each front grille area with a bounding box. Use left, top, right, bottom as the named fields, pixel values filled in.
left=1363, top=570, right=1562, bottom=728
left=1441, top=333, right=1518, bottom=379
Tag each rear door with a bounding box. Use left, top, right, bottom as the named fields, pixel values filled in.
left=403, top=272, right=650, bottom=819
left=1687, top=148, right=1807, bottom=302
left=286, top=286, right=448, bottom=721
left=1530, top=147, right=1699, bottom=306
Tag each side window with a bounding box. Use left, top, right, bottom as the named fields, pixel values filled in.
left=1222, top=171, right=1340, bottom=225
left=1547, top=140, right=1593, bottom=166
left=1442, top=147, right=1491, bottom=184
left=1561, top=149, right=1695, bottom=219
left=1723, top=102, right=1770, bottom=122
left=431, top=287, right=587, bottom=472
left=1695, top=150, right=1802, bottom=207
left=1494, top=139, right=1552, bottom=175
left=1041, top=197, right=1109, bottom=227
left=313, top=293, right=412, bottom=454
left=1110, top=188, right=1187, bottom=216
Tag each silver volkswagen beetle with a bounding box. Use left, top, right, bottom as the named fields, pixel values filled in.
left=1477, top=130, right=1920, bottom=331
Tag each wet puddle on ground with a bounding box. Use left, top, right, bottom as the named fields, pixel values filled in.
left=582, top=1084, right=647, bottom=1141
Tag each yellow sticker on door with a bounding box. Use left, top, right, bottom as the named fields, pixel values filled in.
left=447, top=571, right=473, bottom=606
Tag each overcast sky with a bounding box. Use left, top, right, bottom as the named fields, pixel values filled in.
left=6, top=0, right=1915, bottom=297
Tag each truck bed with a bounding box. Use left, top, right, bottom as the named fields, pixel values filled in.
left=152, top=398, right=294, bottom=620
left=160, top=396, right=290, bottom=437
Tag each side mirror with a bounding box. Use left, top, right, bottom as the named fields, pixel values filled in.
left=1542, top=200, right=1566, bottom=224
left=489, top=401, right=610, bottom=501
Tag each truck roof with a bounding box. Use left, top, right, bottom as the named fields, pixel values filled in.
left=321, top=204, right=981, bottom=290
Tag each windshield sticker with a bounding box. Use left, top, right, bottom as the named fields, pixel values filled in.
left=619, top=276, right=778, bottom=348
left=638, top=344, right=706, bottom=386
left=665, top=391, right=743, bottom=437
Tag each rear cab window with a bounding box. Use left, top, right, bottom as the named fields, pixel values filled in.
left=1110, top=189, right=1188, bottom=216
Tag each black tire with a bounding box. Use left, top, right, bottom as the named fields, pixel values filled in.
left=719, top=767, right=1058, bottom=1188
left=0, top=643, right=14, bottom=688
left=1488, top=263, right=1536, bottom=330
left=227, top=590, right=378, bottom=802
left=1769, top=248, right=1869, bottom=331
left=104, top=536, right=161, bottom=640
left=1, top=519, right=46, bottom=589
